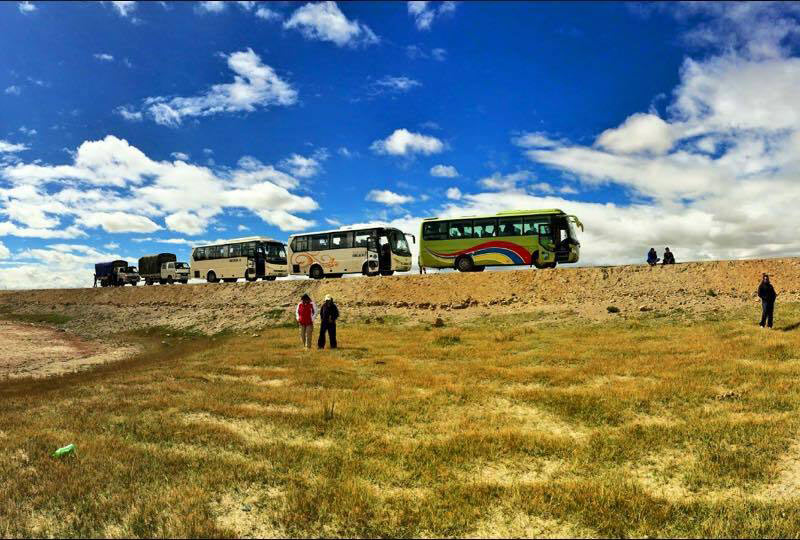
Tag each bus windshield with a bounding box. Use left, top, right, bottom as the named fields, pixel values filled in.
left=265, top=243, right=287, bottom=264
left=389, top=229, right=411, bottom=256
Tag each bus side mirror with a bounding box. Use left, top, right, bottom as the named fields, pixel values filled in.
left=407, top=234, right=416, bottom=244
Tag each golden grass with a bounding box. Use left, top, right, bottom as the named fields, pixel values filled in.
left=3, top=306, right=800, bottom=537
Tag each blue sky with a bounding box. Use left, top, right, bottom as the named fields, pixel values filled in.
left=1, top=1, right=800, bottom=288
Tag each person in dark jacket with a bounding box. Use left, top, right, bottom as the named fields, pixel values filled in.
left=663, top=247, right=675, bottom=265
left=647, top=248, right=659, bottom=266
left=318, top=294, right=339, bottom=349
left=757, top=274, right=777, bottom=328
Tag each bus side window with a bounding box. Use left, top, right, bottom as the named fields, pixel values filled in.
left=523, top=217, right=549, bottom=236
left=473, top=218, right=497, bottom=238
left=422, top=221, right=447, bottom=241
left=311, top=234, right=329, bottom=250
left=355, top=232, right=371, bottom=248
left=448, top=220, right=472, bottom=239
left=244, top=242, right=256, bottom=257
left=331, top=231, right=353, bottom=249
left=219, top=245, right=230, bottom=258
left=230, top=243, right=242, bottom=258
left=193, top=248, right=205, bottom=261
left=498, top=218, right=522, bottom=236
left=292, top=236, right=307, bottom=252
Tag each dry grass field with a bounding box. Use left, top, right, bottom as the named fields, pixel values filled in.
left=3, top=303, right=800, bottom=537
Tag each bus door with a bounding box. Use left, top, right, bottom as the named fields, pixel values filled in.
left=537, top=222, right=556, bottom=262
left=255, top=242, right=266, bottom=277
left=378, top=233, right=391, bottom=272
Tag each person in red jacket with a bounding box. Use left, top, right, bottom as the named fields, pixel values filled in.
left=296, top=294, right=317, bottom=349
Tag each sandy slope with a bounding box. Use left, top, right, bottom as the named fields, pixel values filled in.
left=1, top=257, right=798, bottom=338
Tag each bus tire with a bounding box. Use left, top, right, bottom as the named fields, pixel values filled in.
left=456, top=256, right=474, bottom=273
left=380, top=270, right=394, bottom=276
left=207, top=271, right=217, bottom=283
left=310, top=265, right=324, bottom=280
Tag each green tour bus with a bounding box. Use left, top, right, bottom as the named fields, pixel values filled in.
left=419, top=209, right=583, bottom=272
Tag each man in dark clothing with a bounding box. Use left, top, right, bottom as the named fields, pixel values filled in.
left=318, top=294, right=339, bottom=349
left=757, top=274, right=777, bottom=328
left=647, top=248, right=659, bottom=266
left=663, top=248, right=675, bottom=265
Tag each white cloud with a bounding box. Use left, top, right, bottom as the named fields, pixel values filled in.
left=478, top=170, right=532, bottom=191
left=0, top=135, right=318, bottom=244
left=408, top=1, right=456, bottom=30
left=445, top=187, right=461, bottom=200
left=170, top=152, right=189, bottom=161
left=237, top=224, right=249, bottom=231
left=18, top=2, right=36, bottom=14
left=103, top=242, right=119, bottom=250
left=197, top=1, right=225, bottom=13
left=165, top=211, right=205, bottom=235
left=325, top=218, right=342, bottom=226
left=0, top=140, right=28, bottom=153
left=140, top=49, right=296, bottom=126
left=430, top=164, right=459, bottom=178
left=366, top=190, right=414, bottom=205
left=284, top=2, right=378, bottom=47
left=0, top=241, right=9, bottom=259
left=338, top=147, right=355, bottom=158
left=4, top=86, right=21, bottom=96
left=595, top=113, right=676, bottom=155
left=370, top=128, right=444, bottom=156
left=111, top=1, right=136, bottom=17
left=512, top=132, right=561, bottom=149
left=280, top=154, right=323, bottom=178
left=116, top=105, right=143, bottom=122
left=79, top=211, right=160, bottom=233
left=370, top=76, right=421, bottom=95
left=93, top=53, right=114, bottom=62
left=18, top=126, right=37, bottom=136
left=255, top=6, right=280, bottom=21
left=406, top=45, right=447, bottom=61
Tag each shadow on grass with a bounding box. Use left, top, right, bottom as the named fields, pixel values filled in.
left=781, top=321, right=800, bottom=332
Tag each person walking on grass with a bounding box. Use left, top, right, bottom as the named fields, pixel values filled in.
left=757, top=274, right=777, bottom=329
left=318, top=294, right=339, bottom=349
left=296, top=294, right=317, bottom=349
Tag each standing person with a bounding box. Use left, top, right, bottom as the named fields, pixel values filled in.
left=663, top=247, right=675, bottom=265
left=757, top=274, right=777, bottom=329
left=296, top=294, right=317, bottom=349
left=318, top=294, right=339, bottom=349
left=647, top=248, right=659, bottom=266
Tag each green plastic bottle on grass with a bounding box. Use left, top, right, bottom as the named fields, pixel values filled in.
left=52, top=444, right=75, bottom=458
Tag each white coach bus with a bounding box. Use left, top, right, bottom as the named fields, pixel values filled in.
left=190, top=237, right=287, bottom=283
left=287, top=227, right=414, bottom=279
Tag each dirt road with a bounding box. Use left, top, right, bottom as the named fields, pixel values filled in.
left=1, top=257, right=798, bottom=338
left=0, top=320, right=137, bottom=379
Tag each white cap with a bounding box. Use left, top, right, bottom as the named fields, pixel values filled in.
left=324, top=294, right=332, bottom=301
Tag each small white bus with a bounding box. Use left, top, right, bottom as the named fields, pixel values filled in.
left=287, top=227, right=413, bottom=279
left=190, top=237, right=287, bottom=283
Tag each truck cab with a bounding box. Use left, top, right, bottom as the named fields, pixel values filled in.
left=161, top=261, right=190, bottom=284
left=117, top=266, right=140, bottom=286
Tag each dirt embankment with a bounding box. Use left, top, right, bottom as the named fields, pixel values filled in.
left=1, top=257, right=798, bottom=339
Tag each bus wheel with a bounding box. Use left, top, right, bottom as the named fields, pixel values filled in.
left=456, top=256, right=474, bottom=273
left=245, top=270, right=257, bottom=282
left=310, top=265, right=324, bottom=280
left=207, top=271, right=217, bottom=283
left=380, top=270, right=394, bottom=276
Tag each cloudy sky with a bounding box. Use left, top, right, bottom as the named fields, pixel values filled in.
left=1, top=1, right=799, bottom=288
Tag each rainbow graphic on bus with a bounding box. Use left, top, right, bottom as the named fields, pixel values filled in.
left=426, top=241, right=532, bottom=266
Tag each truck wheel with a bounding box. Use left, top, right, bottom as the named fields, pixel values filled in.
left=380, top=270, right=395, bottom=276
left=167, top=276, right=174, bottom=285
left=245, top=270, right=257, bottom=282
left=181, top=280, right=188, bottom=284
left=310, top=265, right=324, bottom=280
left=207, top=271, right=217, bottom=283
left=456, top=256, right=474, bottom=273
